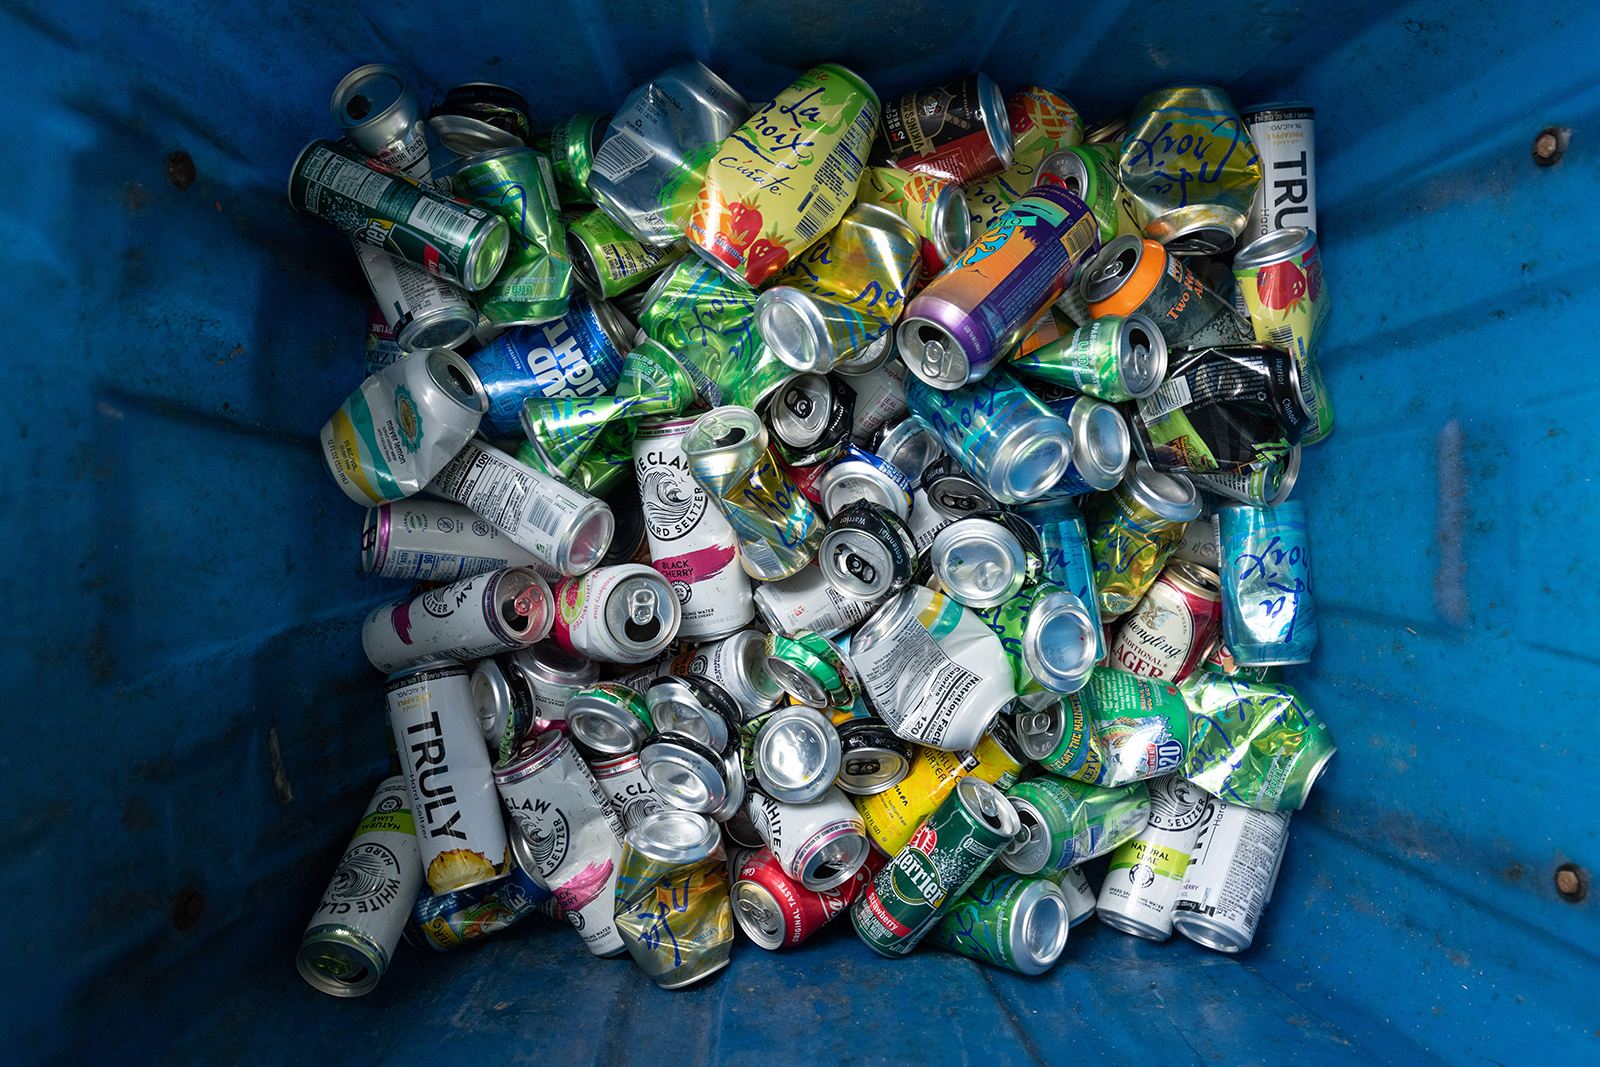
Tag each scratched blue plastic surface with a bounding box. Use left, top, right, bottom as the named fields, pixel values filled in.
left=2, top=1, right=1597, bottom=1065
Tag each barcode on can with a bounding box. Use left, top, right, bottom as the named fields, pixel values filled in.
left=527, top=494, right=562, bottom=536
left=1267, top=324, right=1295, bottom=347
left=1138, top=375, right=1194, bottom=421
left=591, top=129, right=654, bottom=184
left=794, top=191, right=837, bottom=244
left=408, top=198, right=476, bottom=246
left=1060, top=213, right=1098, bottom=262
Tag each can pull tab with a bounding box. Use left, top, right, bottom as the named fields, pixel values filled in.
left=920, top=339, right=945, bottom=376
left=629, top=587, right=658, bottom=625
left=978, top=791, right=1000, bottom=819
left=1020, top=711, right=1054, bottom=739
left=512, top=586, right=540, bottom=618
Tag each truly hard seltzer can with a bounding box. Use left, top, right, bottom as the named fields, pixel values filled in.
left=613, top=810, right=735, bottom=988
left=352, top=239, right=477, bottom=353
left=731, top=845, right=884, bottom=950
left=296, top=776, right=423, bottom=996
left=588, top=752, right=666, bottom=831
left=753, top=565, right=876, bottom=639
left=925, top=871, right=1071, bottom=974
left=634, top=416, right=755, bottom=639
left=1172, top=799, right=1291, bottom=953
left=1097, top=774, right=1210, bottom=941
left=387, top=665, right=510, bottom=894
left=1108, top=561, right=1222, bottom=682
left=331, top=64, right=432, bottom=182
left=361, top=567, right=553, bottom=673
left=851, top=776, right=1021, bottom=956
left=321, top=347, right=489, bottom=506
left=745, top=786, right=871, bottom=891
left=426, top=439, right=616, bottom=577
left=492, top=730, right=627, bottom=957
left=362, top=498, right=539, bottom=582
left=1240, top=103, right=1316, bottom=241
left=550, top=563, right=683, bottom=664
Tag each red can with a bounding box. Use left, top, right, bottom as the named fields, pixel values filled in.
left=776, top=456, right=829, bottom=505
left=1107, top=560, right=1222, bottom=682
left=730, top=845, right=885, bottom=949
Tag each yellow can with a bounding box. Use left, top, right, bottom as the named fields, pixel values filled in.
left=854, top=729, right=1024, bottom=856
left=854, top=167, right=973, bottom=270
left=964, top=87, right=1084, bottom=234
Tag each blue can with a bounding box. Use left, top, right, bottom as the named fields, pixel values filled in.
left=403, top=854, right=552, bottom=952
left=1216, top=501, right=1318, bottom=665
left=906, top=369, right=1074, bottom=504
left=465, top=291, right=628, bottom=436
left=1041, top=394, right=1132, bottom=494
left=1010, top=496, right=1105, bottom=659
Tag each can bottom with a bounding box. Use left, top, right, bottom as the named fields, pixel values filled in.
left=1172, top=914, right=1249, bottom=953
left=1095, top=908, right=1173, bottom=942
left=296, top=927, right=387, bottom=997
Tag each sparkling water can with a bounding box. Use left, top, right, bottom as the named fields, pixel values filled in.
left=1216, top=501, right=1318, bottom=665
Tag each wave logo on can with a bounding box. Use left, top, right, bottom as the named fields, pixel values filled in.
left=640, top=456, right=707, bottom=541
left=326, top=843, right=405, bottom=907
left=394, top=384, right=424, bottom=452
left=505, top=797, right=571, bottom=877
left=888, top=830, right=945, bottom=909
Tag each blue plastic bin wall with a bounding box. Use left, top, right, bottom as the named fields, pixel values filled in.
left=1, top=1, right=1596, bottom=1065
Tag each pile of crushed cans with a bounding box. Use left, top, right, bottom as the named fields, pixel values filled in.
left=292, top=58, right=1335, bottom=996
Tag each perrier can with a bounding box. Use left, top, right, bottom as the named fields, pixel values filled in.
left=850, top=776, right=1021, bottom=957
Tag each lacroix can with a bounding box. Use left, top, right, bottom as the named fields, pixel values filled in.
left=613, top=810, right=735, bottom=987
left=1231, top=227, right=1334, bottom=444
left=687, top=64, right=881, bottom=288
left=854, top=167, right=972, bottom=272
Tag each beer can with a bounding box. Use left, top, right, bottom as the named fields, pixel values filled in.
left=753, top=565, right=876, bottom=640
left=1009, top=312, right=1167, bottom=403
left=1216, top=501, right=1318, bottom=665
left=748, top=705, right=842, bottom=804
left=1109, top=560, right=1222, bottom=682
left=1009, top=496, right=1105, bottom=659
left=1097, top=774, right=1209, bottom=941
left=547, top=109, right=608, bottom=203
left=508, top=641, right=601, bottom=725
left=1178, top=672, right=1335, bottom=811
left=1240, top=102, right=1316, bottom=241
left=331, top=64, right=431, bottom=182
left=1000, top=774, right=1150, bottom=875
left=551, top=564, right=682, bottom=664
left=872, top=73, right=1014, bottom=184
left=646, top=675, right=740, bottom=754
left=361, top=498, right=539, bottom=582
left=361, top=567, right=554, bottom=673
left=969, top=584, right=1100, bottom=696
left=1082, top=461, right=1202, bottom=616
left=352, top=239, right=476, bottom=353
left=296, top=776, right=423, bottom=996
left=818, top=500, right=917, bottom=602
left=908, top=369, right=1073, bottom=504
left=428, top=439, right=616, bottom=577
left=835, top=357, right=910, bottom=444
left=853, top=167, right=972, bottom=274
left=565, top=683, right=653, bottom=756
left=854, top=727, right=1024, bottom=855
left=288, top=139, right=507, bottom=291
left=850, top=585, right=1015, bottom=752
left=588, top=751, right=667, bottom=832
left=1081, top=235, right=1252, bottom=349
left=815, top=444, right=915, bottom=521
left=1232, top=227, right=1334, bottom=444
left=470, top=655, right=542, bottom=766
left=387, top=664, right=510, bottom=894
left=464, top=292, right=630, bottom=437
left=929, top=517, right=1028, bottom=609
left=908, top=457, right=1002, bottom=557
left=640, top=732, right=741, bottom=818
left=428, top=82, right=532, bottom=153
left=963, top=86, right=1085, bottom=234
left=731, top=845, right=884, bottom=949
left=925, top=871, right=1070, bottom=975
left=850, top=776, right=1021, bottom=957
left=746, top=785, right=870, bottom=891
left=614, top=810, right=734, bottom=988
left=493, top=730, right=627, bottom=957
left=568, top=208, right=684, bottom=297
left=634, top=416, right=755, bottom=640
left=768, top=374, right=834, bottom=452
left=1050, top=865, right=1099, bottom=927
left=832, top=712, right=913, bottom=796
left=1172, top=799, right=1291, bottom=953
left=321, top=347, right=489, bottom=506
left=900, top=185, right=1101, bottom=390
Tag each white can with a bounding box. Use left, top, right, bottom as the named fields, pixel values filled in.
left=634, top=416, right=754, bottom=640
left=362, top=498, right=540, bottom=582
left=550, top=563, right=683, bottom=664
left=745, top=786, right=870, bottom=892
left=682, top=629, right=785, bottom=719
left=386, top=665, right=510, bottom=895
left=848, top=585, right=1015, bottom=752
left=425, top=439, right=615, bottom=577
left=352, top=238, right=477, bottom=353
left=1240, top=103, right=1316, bottom=242
left=752, top=565, right=876, bottom=639
left=836, top=356, right=909, bottom=444
left=494, top=730, right=627, bottom=957
left=588, top=752, right=667, bottom=831
left=1052, top=865, right=1098, bottom=928
left=1097, top=774, right=1210, bottom=941
left=1172, top=798, right=1291, bottom=953
left=508, top=642, right=600, bottom=724
left=361, top=567, right=553, bottom=673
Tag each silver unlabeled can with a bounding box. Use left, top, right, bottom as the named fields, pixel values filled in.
left=588, top=752, right=667, bottom=832
left=494, top=730, right=627, bottom=957
left=508, top=642, right=600, bottom=724
left=296, top=775, right=423, bottom=997
left=361, top=567, right=554, bottom=673
left=930, top=518, right=1029, bottom=609
left=745, top=786, right=870, bottom=892
left=387, top=665, right=510, bottom=895
left=1096, top=774, right=1210, bottom=941
left=683, top=629, right=786, bottom=719
left=1240, top=103, right=1316, bottom=241
left=361, top=498, right=540, bottom=583
left=634, top=416, right=755, bottom=640
left=1172, top=797, right=1291, bottom=953
left=332, top=63, right=432, bottom=182
left=425, top=438, right=616, bottom=577
left=351, top=239, right=477, bottom=353
left=752, top=565, right=876, bottom=639
left=550, top=564, right=683, bottom=664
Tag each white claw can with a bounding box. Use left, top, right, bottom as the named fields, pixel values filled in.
left=550, top=564, right=683, bottom=664
left=386, top=665, right=511, bottom=895
left=362, top=498, right=540, bottom=582
left=1096, top=774, right=1210, bottom=941
left=587, top=752, right=668, bottom=832
left=683, top=629, right=786, bottom=720
left=1051, top=865, right=1098, bottom=928
left=361, top=567, right=554, bottom=673
left=634, top=416, right=755, bottom=641
left=744, top=786, right=870, bottom=892
left=1172, top=797, right=1291, bottom=953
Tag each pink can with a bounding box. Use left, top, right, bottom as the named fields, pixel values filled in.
left=1108, top=561, right=1222, bottom=682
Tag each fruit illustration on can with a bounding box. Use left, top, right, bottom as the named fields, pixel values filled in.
left=1255, top=260, right=1306, bottom=309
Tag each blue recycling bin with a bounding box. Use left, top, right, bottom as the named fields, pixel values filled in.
left=3, top=1, right=1596, bottom=1064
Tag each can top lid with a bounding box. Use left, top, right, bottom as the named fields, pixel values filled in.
left=1161, top=560, right=1221, bottom=599
left=834, top=727, right=910, bottom=795
left=646, top=678, right=732, bottom=753
left=512, top=641, right=599, bottom=687
left=1021, top=590, right=1100, bottom=694
left=754, top=706, right=842, bottom=804
left=1232, top=227, right=1315, bottom=272
left=1064, top=397, right=1131, bottom=492
left=626, top=808, right=721, bottom=864
left=1037, top=148, right=1090, bottom=197
left=731, top=879, right=787, bottom=950
left=897, top=317, right=972, bottom=390
left=601, top=567, right=680, bottom=657
left=427, top=115, right=525, bottom=156
left=769, top=373, right=833, bottom=447
left=565, top=684, right=651, bottom=754
left=1013, top=698, right=1067, bottom=761
left=639, top=735, right=729, bottom=815
left=469, top=659, right=515, bottom=741
left=931, top=519, right=1027, bottom=609
left=957, top=776, right=1022, bottom=838
left=331, top=64, right=413, bottom=134
left=818, top=523, right=900, bottom=603
left=999, top=797, right=1053, bottom=874
left=1082, top=235, right=1151, bottom=306
left=1120, top=461, right=1203, bottom=522
left=1117, top=313, right=1170, bottom=400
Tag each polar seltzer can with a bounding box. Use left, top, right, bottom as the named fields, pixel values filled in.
left=851, top=776, right=1021, bottom=956
left=1172, top=799, right=1291, bottom=953
left=731, top=845, right=885, bottom=949
left=296, top=776, right=423, bottom=997
left=352, top=240, right=477, bottom=353
left=1240, top=103, right=1316, bottom=241
left=1098, top=774, right=1210, bottom=941
left=588, top=752, right=666, bottom=831
left=925, top=871, right=1071, bottom=974
left=362, top=499, right=540, bottom=583
left=361, top=567, right=554, bottom=673
left=1108, top=561, right=1222, bottom=683
left=493, top=730, right=627, bottom=957
left=387, top=665, right=511, bottom=895
left=634, top=416, right=755, bottom=639
left=550, top=563, right=683, bottom=664
left=745, top=786, right=871, bottom=891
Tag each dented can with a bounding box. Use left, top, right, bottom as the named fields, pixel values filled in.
left=361, top=498, right=540, bottom=583
left=731, top=845, right=884, bottom=949
left=361, top=567, right=553, bottom=673
left=331, top=64, right=432, bottom=182
left=871, top=73, right=1014, bottom=184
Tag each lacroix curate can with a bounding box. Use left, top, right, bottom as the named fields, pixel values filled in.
left=387, top=665, right=511, bottom=894
left=296, top=776, right=423, bottom=997
left=688, top=64, right=881, bottom=288
left=1108, top=561, right=1223, bottom=682
left=550, top=563, right=683, bottom=664
left=1011, top=496, right=1105, bottom=658
left=871, top=73, right=1013, bottom=184
left=1240, top=103, right=1316, bottom=241
left=1097, top=774, right=1210, bottom=941
left=1231, top=227, right=1334, bottom=444
left=321, top=347, right=489, bottom=505
left=731, top=844, right=884, bottom=949
left=634, top=416, right=755, bottom=640
left=361, top=567, right=553, bottom=673
left=362, top=498, right=539, bottom=582
left=900, top=186, right=1102, bottom=390
left=854, top=726, right=1025, bottom=856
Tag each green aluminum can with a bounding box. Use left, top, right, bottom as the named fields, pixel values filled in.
left=924, top=870, right=1070, bottom=974
left=639, top=258, right=759, bottom=393
left=1007, top=313, right=1168, bottom=403
left=568, top=208, right=685, bottom=297
left=616, top=339, right=698, bottom=418
left=850, top=776, right=1021, bottom=957
left=548, top=110, right=609, bottom=204
left=518, top=394, right=641, bottom=480
left=288, top=139, right=509, bottom=292
left=999, top=773, right=1150, bottom=875
left=441, top=147, right=572, bottom=326
left=1178, top=672, right=1336, bottom=811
